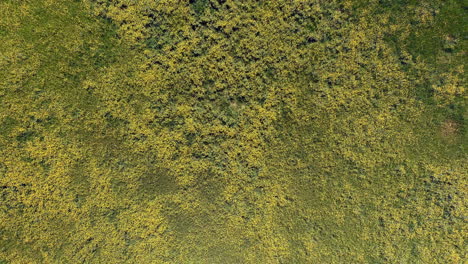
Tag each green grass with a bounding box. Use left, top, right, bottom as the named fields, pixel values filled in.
left=1, top=0, right=465, bottom=263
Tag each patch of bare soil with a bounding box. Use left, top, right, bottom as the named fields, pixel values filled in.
left=440, top=119, right=460, bottom=138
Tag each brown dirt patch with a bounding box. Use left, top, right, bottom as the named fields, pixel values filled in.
left=440, top=119, right=460, bottom=138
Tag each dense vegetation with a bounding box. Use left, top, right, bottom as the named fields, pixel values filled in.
left=1, top=0, right=466, bottom=263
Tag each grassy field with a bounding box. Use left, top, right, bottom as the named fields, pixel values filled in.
left=1, top=0, right=466, bottom=263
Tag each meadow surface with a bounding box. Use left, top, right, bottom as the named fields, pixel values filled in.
left=0, top=0, right=466, bottom=263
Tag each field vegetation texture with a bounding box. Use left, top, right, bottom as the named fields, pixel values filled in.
left=0, top=0, right=466, bottom=263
